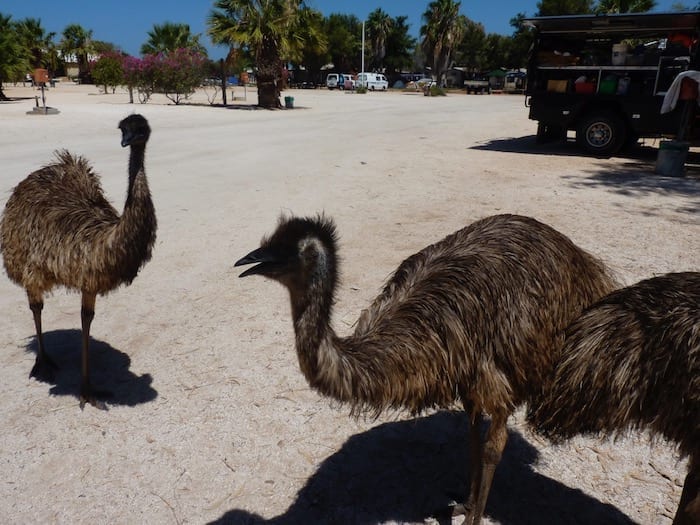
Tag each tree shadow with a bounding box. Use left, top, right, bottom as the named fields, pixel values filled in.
left=472, top=135, right=700, bottom=218
left=209, top=411, right=636, bottom=525
left=25, top=329, right=157, bottom=407
left=562, top=165, right=700, bottom=217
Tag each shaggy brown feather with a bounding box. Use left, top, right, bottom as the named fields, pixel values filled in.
left=236, top=213, right=617, bottom=524
left=527, top=272, right=699, bottom=525
left=0, top=114, right=156, bottom=409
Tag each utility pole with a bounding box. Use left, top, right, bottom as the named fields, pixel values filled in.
left=361, top=20, right=365, bottom=84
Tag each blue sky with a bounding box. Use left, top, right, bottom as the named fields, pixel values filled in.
left=2, top=0, right=685, bottom=60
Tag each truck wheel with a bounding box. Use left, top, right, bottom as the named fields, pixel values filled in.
left=576, top=112, right=626, bottom=156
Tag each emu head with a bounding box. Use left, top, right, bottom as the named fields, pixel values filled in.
left=119, top=114, right=151, bottom=147
left=235, top=214, right=338, bottom=293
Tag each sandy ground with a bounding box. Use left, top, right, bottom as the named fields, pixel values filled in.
left=0, top=82, right=698, bottom=525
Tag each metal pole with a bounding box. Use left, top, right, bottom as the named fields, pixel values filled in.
left=361, top=21, right=365, bottom=85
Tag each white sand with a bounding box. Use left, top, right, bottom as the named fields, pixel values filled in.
left=0, top=82, right=698, bottom=524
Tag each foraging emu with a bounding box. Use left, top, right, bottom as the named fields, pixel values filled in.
left=235, top=213, right=616, bottom=524
left=528, top=271, right=699, bottom=525
left=0, top=114, right=156, bottom=409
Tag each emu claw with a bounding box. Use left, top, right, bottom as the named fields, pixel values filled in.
left=79, top=386, right=112, bottom=411
left=448, top=501, right=475, bottom=525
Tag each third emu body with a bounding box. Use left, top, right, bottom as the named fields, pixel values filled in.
left=529, top=272, right=700, bottom=525
left=236, top=213, right=616, bottom=524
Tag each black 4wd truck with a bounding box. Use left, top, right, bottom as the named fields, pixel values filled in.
left=525, top=11, right=700, bottom=155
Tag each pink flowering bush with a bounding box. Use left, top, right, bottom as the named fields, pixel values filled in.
left=120, top=49, right=207, bottom=104
left=154, top=48, right=208, bottom=104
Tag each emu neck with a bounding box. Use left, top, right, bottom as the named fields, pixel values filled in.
left=290, top=256, right=342, bottom=391
left=109, top=142, right=156, bottom=284
left=126, top=144, right=147, bottom=206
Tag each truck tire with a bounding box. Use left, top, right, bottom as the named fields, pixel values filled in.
left=576, top=112, right=626, bottom=156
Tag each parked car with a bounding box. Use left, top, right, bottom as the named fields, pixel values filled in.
left=414, top=77, right=435, bottom=90
left=465, top=74, right=491, bottom=94
left=356, top=72, right=389, bottom=91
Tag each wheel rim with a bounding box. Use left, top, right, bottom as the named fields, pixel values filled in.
left=586, top=121, right=613, bottom=148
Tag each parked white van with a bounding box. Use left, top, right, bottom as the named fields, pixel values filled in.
left=326, top=73, right=341, bottom=90
left=326, top=73, right=355, bottom=90
left=356, top=72, right=388, bottom=91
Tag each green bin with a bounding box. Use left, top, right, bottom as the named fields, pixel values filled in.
left=284, top=96, right=294, bottom=109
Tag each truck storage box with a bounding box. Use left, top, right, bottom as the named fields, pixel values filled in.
left=547, top=79, right=568, bottom=93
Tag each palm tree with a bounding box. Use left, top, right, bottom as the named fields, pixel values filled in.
left=0, top=14, right=29, bottom=100
left=366, top=8, right=392, bottom=71
left=140, top=22, right=206, bottom=55
left=60, top=23, right=94, bottom=82
left=383, top=15, right=417, bottom=79
left=594, top=0, right=656, bottom=13
left=208, top=0, right=316, bottom=108
left=420, top=0, right=467, bottom=86
left=15, top=18, right=56, bottom=72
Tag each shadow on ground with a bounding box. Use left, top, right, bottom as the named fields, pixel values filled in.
left=25, top=328, right=157, bottom=407
left=472, top=134, right=700, bottom=170
left=473, top=135, right=700, bottom=218
left=209, top=411, right=636, bottom=525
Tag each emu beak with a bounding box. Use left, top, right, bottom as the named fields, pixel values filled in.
left=235, top=247, right=279, bottom=277
left=121, top=131, right=141, bottom=147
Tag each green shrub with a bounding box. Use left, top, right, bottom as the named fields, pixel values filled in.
left=91, top=52, right=124, bottom=94
left=356, top=85, right=367, bottom=94
left=429, top=85, right=446, bottom=97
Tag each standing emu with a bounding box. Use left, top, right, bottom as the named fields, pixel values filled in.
left=235, top=213, right=616, bottom=524
left=0, top=114, right=156, bottom=409
left=527, top=272, right=700, bottom=525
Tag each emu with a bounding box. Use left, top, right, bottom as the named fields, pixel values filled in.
left=528, top=271, right=699, bottom=525
left=0, top=114, right=156, bottom=409
left=235, top=213, right=616, bottom=524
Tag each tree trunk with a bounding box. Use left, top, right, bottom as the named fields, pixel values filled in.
left=256, top=40, right=282, bottom=109
left=257, top=77, right=280, bottom=108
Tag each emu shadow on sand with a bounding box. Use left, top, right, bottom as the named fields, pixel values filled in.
left=235, top=213, right=617, bottom=524
left=208, top=412, right=635, bottom=525
left=24, top=329, right=157, bottom=407
left=0, top=114, right=156, bottom=409
left=529, top=272, right=700, bottom=525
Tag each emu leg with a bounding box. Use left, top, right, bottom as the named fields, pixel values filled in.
left=79, top=293, right=107, bottom=410
left=28, top=297, right=57, bottom=381
left=465, top=413, right=508, bottom=525
left=451, top=411, right=485, bottom=519
left=673, top=459, right=699, bottom=525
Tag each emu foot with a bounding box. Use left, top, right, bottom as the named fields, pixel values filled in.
left=431, top=500, right=473, bottom=525
left=448, top=501, right=476, bottom=525
left=79, top=385, right=112, bottom=411
left=29, top=355, right=58, bottom=382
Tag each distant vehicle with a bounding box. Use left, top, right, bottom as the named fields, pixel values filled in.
left=326, top=73, right=340, bottom=90
left=414, top=77, right=435, bottom=89
left=327, top=73, right=355, bottom=90
left=343, top=74, right=355, bottom=89
left=356, top=72, right=389, bottom=91
left=465, top=74, right=491, bottom=94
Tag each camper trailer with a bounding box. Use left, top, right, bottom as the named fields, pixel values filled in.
left=525, top=11, right=700, bottom=155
